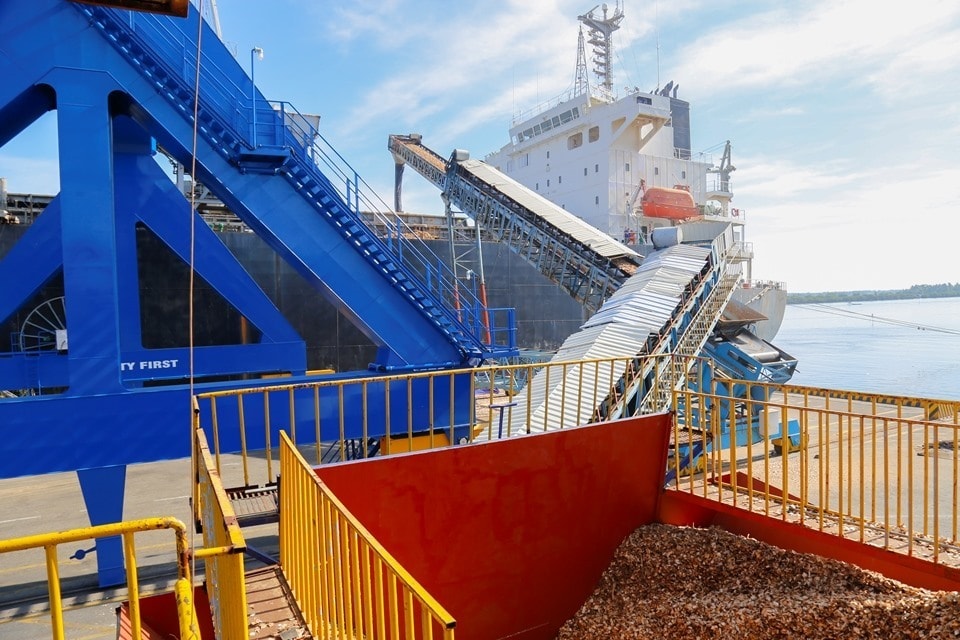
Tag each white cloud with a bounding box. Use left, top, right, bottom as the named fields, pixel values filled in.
left=671, top=0, right=960, bottom=100
left=745, top=165, right=960, bottom=292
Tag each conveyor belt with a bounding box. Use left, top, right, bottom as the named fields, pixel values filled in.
left=389, top=134, right=641, bottom=313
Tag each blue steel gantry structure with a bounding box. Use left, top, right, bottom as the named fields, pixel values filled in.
left=0, top=0, right=516, bottom=584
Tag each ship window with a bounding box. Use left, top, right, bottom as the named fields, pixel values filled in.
left=595, top=195, right=600, bottom=205
left=637, top=96, right=652, bottom=105
left=534, top=124, right=542, bottom=135
left=560, top=110, right=574, bottom=124
left=547, top=179, right=550, bottom=187
left=541, top=120, right=552, bottom=132
left=681, top=170, right=686, bottom=178
left=567, top=132, right=583, bottom=149
left=546, top=151, right=550, bottom=159
left=558, top=176, right=562, bottom=184
left=589, top=126, right=599, bottom=142
left=552, top=115, right=561, bottom=127
left=536, top=182, right=539, bottom=190
left=572, top=107, right=580, bottom=118
left=520, top=153, right=529, bottom=167
left=584, top=167, right=588, bottom=176
left=654, top=167, right=659, bottom=175
left=625, top=163, right=630, bottom=173
left=595, top=164, right=599, bottom=173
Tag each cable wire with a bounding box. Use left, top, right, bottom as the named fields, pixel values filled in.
left=802, top=302, right=960, bottom=335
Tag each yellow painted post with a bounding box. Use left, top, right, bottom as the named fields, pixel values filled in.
left=211, top=396, right=222, bottom=473
left=264, top=391, right=274, bottom=480
left=314, top=385, right=322, bottom=465
left=288, top=387, right=297, bottom=444
left=123, top=531, right=142, bottom=638
left=238, top=394, right=250, bottom=485
left=44, top=545, right=64, bottom=640
left=174, top=577, right=202, bottom=640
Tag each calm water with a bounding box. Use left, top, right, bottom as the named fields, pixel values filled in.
left=774, top=297, right=960, bottom=400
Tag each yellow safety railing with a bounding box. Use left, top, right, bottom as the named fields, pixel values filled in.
left=670, top=381, right=960, bottom=565
left=279, top=431, right=456, bottom=639
left=193, top=422, right=249, bottom=640
left=194, top=355, right=694, bottom=487
left=0, top=517, right=201, bottom=640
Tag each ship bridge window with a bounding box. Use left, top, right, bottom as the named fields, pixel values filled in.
left=637, top=96, right=652, bottom=105
left=589, top=126, right=600, bottom=142
left=517, top=109, right=579, bottom=144
left=568, top=132, right=583, bottom=149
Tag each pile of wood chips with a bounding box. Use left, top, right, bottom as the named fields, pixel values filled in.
left=558, top=524, right=960, bottom=639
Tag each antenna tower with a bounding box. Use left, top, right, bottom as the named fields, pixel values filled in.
left=577, top=2, right=624, bottom=99
left=573, top=26, right=589, bottom=97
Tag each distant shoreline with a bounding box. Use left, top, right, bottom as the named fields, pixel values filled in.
left=787, top=284, right=960, bottom=305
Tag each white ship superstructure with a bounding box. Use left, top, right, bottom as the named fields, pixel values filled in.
left=485, top=3, right=785, bottom=339
left=486, top=3, right=735, bottom=243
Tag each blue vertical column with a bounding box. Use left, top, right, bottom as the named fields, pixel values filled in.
left=52, top=69, right=128, bottom=587
left=53, top=69, right=124, bottom=395
left=77, top=465, right=127, bottom=587
left=112, top=117, right=153, bottom=386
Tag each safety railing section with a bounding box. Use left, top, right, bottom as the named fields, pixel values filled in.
left=669, top=381, right=960, bottom=566
left=0, top=518, right=201, bottom=640
left=192, top=422, right=249, bottom=640
left=77, top=4, right=514, bottom=359
left=279, top=432, right=456, bottom=639
left=193, top=355, right=697, bottom=488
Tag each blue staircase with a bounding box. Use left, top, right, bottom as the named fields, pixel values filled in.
left=76, top=3, right=514, bottom=367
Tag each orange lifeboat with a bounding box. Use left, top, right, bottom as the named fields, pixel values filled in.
left=640, top=186, right=699, bottom=221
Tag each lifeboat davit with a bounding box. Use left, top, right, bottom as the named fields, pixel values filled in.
left=640, top=186, right=699, bottom=221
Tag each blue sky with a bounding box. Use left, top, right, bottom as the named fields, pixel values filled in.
left=2, top=0, right=958, bottom=293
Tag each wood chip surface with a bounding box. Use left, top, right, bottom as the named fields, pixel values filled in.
left=558, top=524, right=960, bottom=639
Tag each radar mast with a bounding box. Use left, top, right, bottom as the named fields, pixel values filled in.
left=577, top=3, right=624, bottom=100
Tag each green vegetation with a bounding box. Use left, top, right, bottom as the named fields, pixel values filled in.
left=787, top=283, right=960, bottom=305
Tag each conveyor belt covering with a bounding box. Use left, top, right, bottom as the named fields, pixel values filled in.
left=504, top=231, right=742, bottom=434
left=389, top=134, right=640, bottom=312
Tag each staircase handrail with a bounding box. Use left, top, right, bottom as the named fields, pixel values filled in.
left=81, top=5, right=512, bottom=356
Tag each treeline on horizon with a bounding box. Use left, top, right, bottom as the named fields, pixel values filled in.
left=787, top=283, right=960, bottom=305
